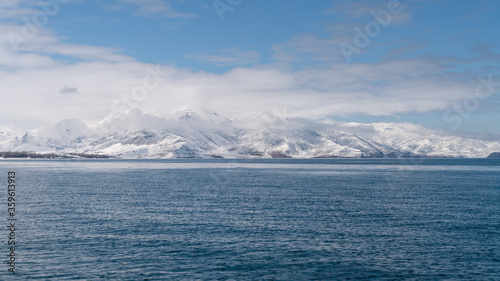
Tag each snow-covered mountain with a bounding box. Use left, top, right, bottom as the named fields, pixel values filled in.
left=1, top=108, right=499, bottom=158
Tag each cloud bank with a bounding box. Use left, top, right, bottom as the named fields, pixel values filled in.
left=0, top=0, right=498, bottom=130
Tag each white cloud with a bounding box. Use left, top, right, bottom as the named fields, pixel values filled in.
left=0, top=24, right=486, bottom=128
left=271, top=33, right=348, bottom=63
left=185, top=47, right=260, bottom=66
left=116, top=0, right=195, bottom=18
left=327, top=0, right=412, bottom=23
left=0, top=23, right=133, bottom=68
left=0, top=3, right=494, bottom=130
left=59, top=86, right=79, bottom=95
left=273, top=0, right=415, bottom=64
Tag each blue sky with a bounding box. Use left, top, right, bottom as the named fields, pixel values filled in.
left=0, top=0, right=499, bottom=135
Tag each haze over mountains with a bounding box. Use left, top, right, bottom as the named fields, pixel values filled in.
left=1, top=108, right=499, bottom=159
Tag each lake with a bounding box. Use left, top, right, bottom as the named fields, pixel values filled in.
left=1, top=159, right=499, bottom=280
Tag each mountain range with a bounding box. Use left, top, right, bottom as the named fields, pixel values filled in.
left=1, top=108, right=499, bottom=159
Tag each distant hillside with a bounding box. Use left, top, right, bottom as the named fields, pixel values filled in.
left=1, top=109, right=500, bottom=159
left=0, top=151, right=111, bottom=159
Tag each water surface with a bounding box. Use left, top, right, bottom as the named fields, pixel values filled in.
left=1, top=159, right=499, bottom=280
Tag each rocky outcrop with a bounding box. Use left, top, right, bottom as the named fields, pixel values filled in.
left=487, top=152, right=500, bottom=158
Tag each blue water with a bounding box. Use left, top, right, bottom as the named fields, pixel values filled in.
left=1, top=159, right=499, bottom=280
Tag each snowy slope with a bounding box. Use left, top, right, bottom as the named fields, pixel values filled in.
left=1, top=109, right=499, bottom=158
left=0, top=125, right=24, bottom=151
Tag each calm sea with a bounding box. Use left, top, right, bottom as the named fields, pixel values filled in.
left=1, top=159, right=499, bottom=280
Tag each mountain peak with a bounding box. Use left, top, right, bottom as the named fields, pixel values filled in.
left=171, top=107, right=197, bottom=120
left=2, top=109, right=500, bottom=159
